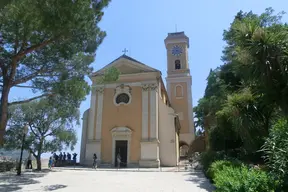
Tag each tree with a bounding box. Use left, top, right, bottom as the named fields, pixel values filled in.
left=0, top=0, right=111, bottom=143
left=194, top=8, right=287, bottom=163
left=4, top=99, right=78, bottom=170
left=223, top=7, right=288, bottom=114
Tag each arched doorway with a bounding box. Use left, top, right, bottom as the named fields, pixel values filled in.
left=179, top=141, right=189, bottom=158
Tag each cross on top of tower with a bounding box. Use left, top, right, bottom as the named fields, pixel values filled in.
left=122, top=48, right=128, bottom=55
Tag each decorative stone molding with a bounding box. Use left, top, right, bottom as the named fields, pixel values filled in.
left=110, top=127, right=132, bottom=166
left=140, top=139, right=160, bottom=144
left=110, top=127, right=132, bottom=137
left=141, top=83, right=158, bottom=91
left=113, top=84, right=132, bottom=106
left=87, top=139, right=101, bottom=143
left=142, top=84, right=150, bottom=91
left=95, top=87, right=104, bottom=94
left=149, top=84, right=158, bottom=91
left=114, top=84, right=132, bottom=95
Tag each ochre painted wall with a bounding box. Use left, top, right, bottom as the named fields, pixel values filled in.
left=169, top=82, right=189, bottom=134
left=100, top=86, right=142, bottom=164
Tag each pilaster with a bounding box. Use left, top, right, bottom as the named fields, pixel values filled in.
left=95, top=87, right=104, bottom=140
left=149, top=83, right=159, bottom=139
left=139, top=83, right=160, bottom=168
left=187, top=79, right=195, bottom=137
left=141, top=84, right=149, bottom=140
left=80, top=110, right=89, bottom=165
left=85, top=86, right=104, bottom=164
left=87, top=88, right=97, bottom=140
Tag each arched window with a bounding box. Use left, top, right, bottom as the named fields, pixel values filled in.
left=175, top=60, right=181, bottom=70
left=175, top=84, right=183, bottom=98
left=115, top=93, right=130, bottom=105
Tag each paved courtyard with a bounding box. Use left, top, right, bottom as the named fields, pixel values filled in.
left=0, top=168, right=214, bottom=192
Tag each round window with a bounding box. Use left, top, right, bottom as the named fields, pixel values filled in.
left=115, top=93, right=130, bottom=105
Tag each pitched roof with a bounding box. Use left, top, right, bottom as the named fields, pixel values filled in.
left=92, top=54, right=161, bottom=76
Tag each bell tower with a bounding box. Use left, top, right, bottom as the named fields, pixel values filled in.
left=165, top=32, right=195, bottom=146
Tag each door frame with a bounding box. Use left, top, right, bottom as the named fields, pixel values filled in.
left=114, top=140, right=128, bottom=167
left=111, top=127, right=132, bottom=166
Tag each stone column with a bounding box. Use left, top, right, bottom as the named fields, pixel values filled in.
left=87, top=88, right=97, bottom=140
left=85, top=86, right=103, bottom=165
left=95, top=87, right=104, bottom=161
left=149, top=83, right=159, bottom=140
left=80, top=109, right=89, bottom=165
left=139, top=83, right=160, bottom=168
left=141, top=84, right=149, bottom=140
left=95, top=87, right=104, bottom=140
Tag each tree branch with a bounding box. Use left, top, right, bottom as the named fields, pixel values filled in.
left=14, top=85, right=40, bottom=89
left=28, top=123, right=41, bottom=139
left=44, top=123, right=64, bottom=137
left=8, top=93, right=53, bottom=106
left=12, top=68, right=47, bottom=85
left=29, top=148, right=37, bottom=159
left=16, top=37, right=59, bottom=60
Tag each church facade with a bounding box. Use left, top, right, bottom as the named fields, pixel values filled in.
left=80, top=32, right=195, bottom=168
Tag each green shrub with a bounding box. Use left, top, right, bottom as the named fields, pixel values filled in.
left=212, top=163, right=279, bottom=192
left=262, top=118, right=288, bottom=190
left=200, top=150, right=241, bottom=180
left=207, top=160, right=242, bottom=180
left=200, top=151, right=226, bottom=174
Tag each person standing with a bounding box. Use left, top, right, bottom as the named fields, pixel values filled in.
left=59, top=152, right=63, bottom=166
left=63, top=152, right=67, bottom=165
left=92, top=153, right=97, bottom=169
left=67, top=153, right=71, bottom=164
left=48, top=157, right=53, bottom=170
left=26, top=151, right=32, bottom=169
left=117, top=153, right=121, bottom=169
left=72, top=153, right=77, bottom=165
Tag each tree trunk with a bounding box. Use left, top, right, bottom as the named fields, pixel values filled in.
left=0, top=83, right=11, bottom=145
left=36, top=139, right=44, bottom=171
left=36, top=156, right=42, bottom=171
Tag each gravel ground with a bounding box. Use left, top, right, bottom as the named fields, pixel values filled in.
left=0, top=168, right=214, bottom=192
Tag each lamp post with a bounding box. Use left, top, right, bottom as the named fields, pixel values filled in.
left=17, top=124, right=29, bottom=176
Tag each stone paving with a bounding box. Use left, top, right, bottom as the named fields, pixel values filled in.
left=0, top=168, right=214, bottom=192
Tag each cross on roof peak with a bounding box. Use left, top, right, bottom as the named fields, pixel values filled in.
left=122, top=48, right=128, bottom=55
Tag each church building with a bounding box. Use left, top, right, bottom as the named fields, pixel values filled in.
left=80, top=32, right=195, bottom=168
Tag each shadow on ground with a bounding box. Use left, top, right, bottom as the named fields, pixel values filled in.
left=184, top=171, right=215, bottom=192
left=0, top=169, right=53, bottom=192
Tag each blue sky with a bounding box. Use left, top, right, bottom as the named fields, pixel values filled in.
left=9, top=0, right=288, bottom=158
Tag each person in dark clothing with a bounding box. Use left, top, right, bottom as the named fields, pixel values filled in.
left=53, top=153, right=59, bottom=166
left=92, top=153, right=97, bottom=169
left=67, top=153, right=71, bottom=164
left=72, top=153, right=77, bottom=165
left=59, top=152, right=63, bottom=166
left=63, top=152, right=66, bottom=161
left=26, top=151, right=32, bottom=169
